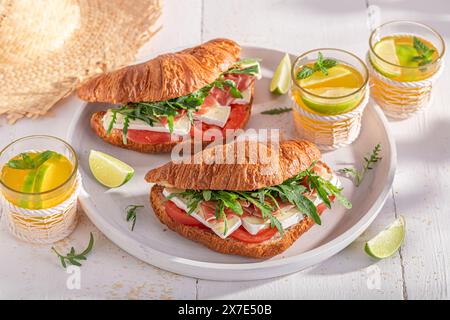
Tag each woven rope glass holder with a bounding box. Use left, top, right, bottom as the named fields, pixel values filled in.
left=0, top=136, right=80, bottom=244
left=292, top=91, right=369, bottom=151
left=368, top=21, right=445, bottom=119
left=1, top=173, right=81, bottom=244
left=367, top=56, right=444, bottom=119
left=291, top=48, right=370, bottom=151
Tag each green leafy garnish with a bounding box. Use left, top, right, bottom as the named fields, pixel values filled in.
left=224, top=64, right=260, bottom=76
left=7, top=150, right=55, bottom=170
left=296, top=52, right=337, bottom=80
left=107, top=59, right=261, bottom=144
left=52, top=233, right=94, bottom=268
left=340, top=144, right=382, bottom=187
left=261, top=107, right=292, bottom=115
left=168, top=163, right=351, bottom=235
left=412, top=36, right=435, bottom=67
left=126, top=205, right=144, bottom=231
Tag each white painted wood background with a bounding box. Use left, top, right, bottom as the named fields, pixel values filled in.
left=0, top=0, right=449, bottom=299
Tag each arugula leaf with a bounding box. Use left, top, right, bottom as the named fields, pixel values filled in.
left=223, top=79, right=243, bottom=99
left=261, top=107, right=292, bottom=115
left=224, top=64, right=260, bottom=77
left=52, top=233, right=94, bottom=268
left=126, top=205, right=144, bottom=231
left=171, top=164, right=352, bottom=235
left=106, top=59, right=260, bottom=144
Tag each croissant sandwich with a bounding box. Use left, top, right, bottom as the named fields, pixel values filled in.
left=145, top=139, right=352, bottom=258
left=77, top=38, right=261, bottom=153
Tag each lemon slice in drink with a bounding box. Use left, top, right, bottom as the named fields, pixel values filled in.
left=299, top=65, right=351, bottom=88
left=89, top=150, right=134, bottom=188
left=270, top=53, right=291, bottom=94
left=308, top=87, right=358, bottom=97
left=365, top=216, right=405, bottom=259
left=372, top=38, right=402, bottom=78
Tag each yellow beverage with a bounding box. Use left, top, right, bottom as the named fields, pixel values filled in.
left=290, top=49, right=369, bottom=150
left=370, top=34, right=440, bottom=81
left=1, top=150, right=75, bottom=209
left=368, top=21, right=445, bottom=119
left=293, top=62, right=365, bottom=115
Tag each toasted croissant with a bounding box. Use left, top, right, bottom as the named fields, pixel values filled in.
left=145, top=140, right=321, bottom=191
left=77, top=38, right=241, bottom=103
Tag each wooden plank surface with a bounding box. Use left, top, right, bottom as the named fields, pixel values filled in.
left=1, top=0, right=449, bottom=299
left=198, top=0, right=403, bottom=300
left=0, top=0, right=202, bottom=300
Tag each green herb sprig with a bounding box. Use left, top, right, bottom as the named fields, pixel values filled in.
left=340, top=144, right=382, bottom=187
left=7, top=150, right=56, bottom=170
left=296, top=52, right=337, bottom=80
left=412, top=36, right=435, bottom=67
left=52, top=233, right=94, bottom=268
left=168, top=162, right=351, bottom=235
left=126, top=205, right=144, bottom=231
left=107, top=60, right=261, bottom=144
left=261, top=107, right=292, bottom=115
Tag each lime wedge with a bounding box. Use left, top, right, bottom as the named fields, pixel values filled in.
left=33, top=163, right=51, bottom=193
left=299, top=65, right=352, bottom=88
left=365, top=216, right=405, bottom=259
left=372, top=38, right=402, bottom=77
left=89, top=150, right=134, bottom=188
left=270, top=53, right=291, bottom=94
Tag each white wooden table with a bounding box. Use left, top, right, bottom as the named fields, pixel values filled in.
left=1, top=0, right=449, bottom=300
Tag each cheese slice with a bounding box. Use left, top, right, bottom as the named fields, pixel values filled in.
left=193, top=211, right=241, bottom=239
left=162, top=173, right=342, bottom=238
left=232, top=87, right=252, bottom=105
left=193, top=103, right=231, bottom=127
left=239, top=60, right=262, bottom=80
left=163, top=188, right=241, bottom=239
left=242, top=205, right=302, bottom=235
left=102, top=110, right=191, bottom=136
left=242, top=215, right=269, bottom=235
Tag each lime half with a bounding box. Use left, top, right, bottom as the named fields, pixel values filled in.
left=270, top=53, right=291, bottom=94
left=365, top=216, right=405, bottom=259
left=372, top=38, right=402, bottom=78
left=89, top=150, right=134, bottom=188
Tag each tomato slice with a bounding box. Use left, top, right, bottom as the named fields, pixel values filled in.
left=127, top=130, right=177, bottom=144
left=230, top=226, right=278, bottom=244
left=164, top=200, right=203, bottom=227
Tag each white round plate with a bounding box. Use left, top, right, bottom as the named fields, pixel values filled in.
left=68, top=46, right=396, bottom=281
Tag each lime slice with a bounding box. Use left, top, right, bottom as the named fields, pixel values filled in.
left=270, top=53, right=291, bottom=94
left=301, top=87, right=361, bottom=115
left=33, top=163, right=51, bottom=192
left=365, top=216, right=405, bottom=259
left=22, top=171, right=36, bottom=193
left=299, top=65, right=351, bottom=88
left=89, top=150, right=134, bottom=188
left=372, top=38, right=402, bottom=77
left=396, top=44, right=419, bottom=67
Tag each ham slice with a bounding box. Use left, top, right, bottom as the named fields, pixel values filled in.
left=200, top=201, right=238, bottom=222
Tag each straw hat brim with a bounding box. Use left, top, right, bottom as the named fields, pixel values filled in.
left=0, top=0, right=161, bottom=123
